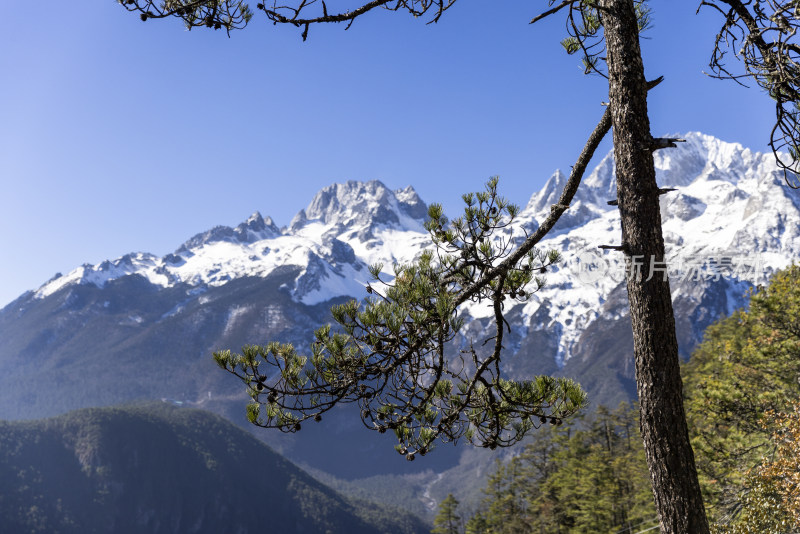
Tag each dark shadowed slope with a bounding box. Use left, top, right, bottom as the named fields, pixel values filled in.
left=0, top=402, right=428, bottom=534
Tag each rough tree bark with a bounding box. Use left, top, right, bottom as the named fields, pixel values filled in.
left=599, top=0, right=710, bottom=532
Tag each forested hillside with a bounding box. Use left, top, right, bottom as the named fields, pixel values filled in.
left=453, top=404, right=657, bottom=533
left=0, top=403, right=428, bottom=534
left=684, top=265, right=800, bottom=531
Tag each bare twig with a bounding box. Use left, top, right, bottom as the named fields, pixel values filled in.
left=701, top=0, right=800, bottom=187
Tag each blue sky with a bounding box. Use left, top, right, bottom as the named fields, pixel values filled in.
left=0, top=1, right=775, bottom=307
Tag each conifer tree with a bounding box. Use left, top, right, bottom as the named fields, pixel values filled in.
left=119, top=2, right=800, bottom=532
left=463, top=404, right=657, bottom=533
left=684, top=265, right=800, bottom=526
left=432, top=494, right=463, bottom=534
left=463, top=512, right=488, bottom=534
left=480, top=457, right=535, bottom=534
left=715, top=404, right=800, bottom=534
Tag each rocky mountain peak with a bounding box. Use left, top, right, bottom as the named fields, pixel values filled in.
left=293, top=180, right=427, bottom=232
left=175, top=211, right=279, bottom=254
left=393, top=185, right=428, bottom=220
left=524, top=152, right=619, bottom=220
left=525, top=169, right=567, bottom=214
left=235, top=211, right=280, bottom=240
left=524, top=132, right=780, bottom=221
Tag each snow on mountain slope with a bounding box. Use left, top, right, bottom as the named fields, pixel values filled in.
left=506, top=132, right=800, bottom=365
left=35, top=181, right=431, bottom=306
left=29, top=134, right=800, bottom=367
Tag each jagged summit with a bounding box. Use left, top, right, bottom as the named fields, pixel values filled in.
left=525, top=169, right=567, bottom=214
left=176, top=211, right=280, bottom=253
left=394, top=185, right=428, bottom=219
left=32, top=180, right=430, bottom=305
left=292, top=180, right=427, bottom=232
left=525, top=132, right=784, bottom=219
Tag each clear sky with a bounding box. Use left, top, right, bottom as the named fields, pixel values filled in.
left=0, top=1, right=775, bottom=307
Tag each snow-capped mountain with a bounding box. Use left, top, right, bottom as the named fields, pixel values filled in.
left=35, top=181, right=430, bottom=306
left=1, top=132, right=798, bottom=475
left=36, top=133, right=795, bottom=369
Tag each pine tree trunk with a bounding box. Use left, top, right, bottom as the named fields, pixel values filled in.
left=599, top=0, right=710, bottom=532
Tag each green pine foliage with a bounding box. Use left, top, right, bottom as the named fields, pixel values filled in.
left=683, top=265, right=800, bottom=527
left=465, top=404, right=657, bottom=533
left=558, top=0, right=651, bottom=75
left=432, top=494, right=463, bottom=534
left=716, top=404, right=800, bottom=534
left=216, top=178, right=587, bottom=457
